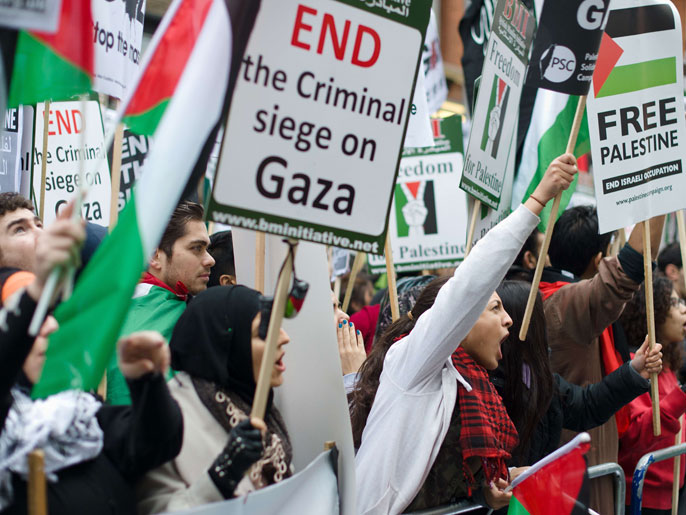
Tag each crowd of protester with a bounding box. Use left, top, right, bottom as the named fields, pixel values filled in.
left=1, top=152, right=686, bottom=515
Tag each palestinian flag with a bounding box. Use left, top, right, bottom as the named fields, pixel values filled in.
left=594, top=3, right=676, bottom=99
left=395, top=180, right=438, bottom=237
left=480, top=75, right=510, bottom=159
left=32, top=0, right=262, bottom=398
left=8, top=0, right=93, bottom=107
left=508, top=433, right=591, bottom=515
left=512, top=90, right=590, bottom=229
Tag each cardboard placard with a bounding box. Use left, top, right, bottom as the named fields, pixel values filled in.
left=459, top=0, right=535, bottom=209
left=1, top=107, right=23, bottom=193
left=587, top=0, right=686, bottom=233
left=33, top=100, right=111, bottom=226
left=369, top=115, right=467, bottom=272
left=210, top=0, right=432, bottom=254
left=0, top=0, right=62, bottom=32
left=92, top=0, right=146, bottom=99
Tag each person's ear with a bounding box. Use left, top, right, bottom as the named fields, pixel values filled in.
left=593, top=251, right=603, bottom=271
left=665, top=264, right=680, bottom=283
left=219, top=274, right=236, bottom=286
left=522, top=250, right=538, bottom=270
left=149, top=249, right=163, bottom=271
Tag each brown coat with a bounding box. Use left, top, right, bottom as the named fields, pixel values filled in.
left=544, top=257, right=639, bottom=515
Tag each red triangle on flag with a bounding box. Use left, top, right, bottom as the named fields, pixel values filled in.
left=593, top=33, right=624, bottom=97
left=497, top=77, right=507, bottom=103
left=405, top=182, right=421, bottom=199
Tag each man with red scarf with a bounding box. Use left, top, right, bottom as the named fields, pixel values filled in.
left=107, top=201, right=215, bottom=405
left=540, top=205, right=664, bottom=515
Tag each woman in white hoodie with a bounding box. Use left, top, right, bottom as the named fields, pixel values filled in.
left=351, top=153, right=578, bottom=514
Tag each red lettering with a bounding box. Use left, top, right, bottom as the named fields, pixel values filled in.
left=291, top=4, right=317, bottom=50
left=430, top=119, right=443, bottom=139
left=351, top=25, right=380, bottom=68
left=317, top=14, right=351, bottom=60
left=46, top=109, right=56, bottom=136
left=512, top=4, right=530, bottom=38
left=503, top=0, right=514, bottom=19
left=71, top=109, right=83, bottom=134
left=56, top=109, right=72, bottom=135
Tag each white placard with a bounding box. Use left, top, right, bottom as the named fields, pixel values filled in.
left=0, top=0, right=62, bottom=32
left=33, top=100, right=111, bottom=226
left=587, top=0, right=686, bottom=233
left=1, top=108, right=23, bottom=193
left=92, top=0, right=146, bottom=99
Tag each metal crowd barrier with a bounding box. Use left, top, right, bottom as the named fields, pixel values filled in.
left=588, top=462, right=626, bottom=515
left=630, top=442, right=686, bottom=515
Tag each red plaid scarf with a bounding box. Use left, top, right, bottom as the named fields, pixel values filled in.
left=451, top=346, right=518, bottom=487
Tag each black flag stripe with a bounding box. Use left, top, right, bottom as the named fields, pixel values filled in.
left=605, top=4, right=675, bottom=38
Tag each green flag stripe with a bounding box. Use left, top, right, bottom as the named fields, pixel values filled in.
left=32, top=199, right=145, bottom=398
left=596, top=57, right=676, bottom=98
left=523, top=95, right=590, bottom=231
left=395, top=185, right=410, bottom=237
left=507, top=496, right=530, bottom=515
left=123, top=99, right=170, bottom=137
left=480, top=78, right=498, bottom=150
left=9, top=32, right=90, bottom=107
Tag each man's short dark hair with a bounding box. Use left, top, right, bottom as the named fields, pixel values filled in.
left=657, top=242, right=682, bottom=272
left=515, top=228, right=541, bottom=268
left=207, top=230, right=235, bottom=287
left=549, top=205, right=613, bottom=277
left=158, top=201, right=204, bottom=257
left=0, top=192, right=34, bottom=218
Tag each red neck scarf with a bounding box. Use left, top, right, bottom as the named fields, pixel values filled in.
left=451, top=347, right=518, bottom=487
left=141, top=272, right=189, bottom=301
left=540, top=281, right=629, bottom=436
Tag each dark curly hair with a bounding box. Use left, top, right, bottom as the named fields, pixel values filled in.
left=0, top=192, right=33, bottom=218
left=349, top=276, right=450, bottom=448
left=619, top=274, right=682, bottom=371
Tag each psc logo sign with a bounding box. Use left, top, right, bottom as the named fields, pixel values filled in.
left=539, top=44, right=576, bottom=83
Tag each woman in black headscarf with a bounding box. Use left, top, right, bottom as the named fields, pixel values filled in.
left=137, top=285, right=293, bottom=514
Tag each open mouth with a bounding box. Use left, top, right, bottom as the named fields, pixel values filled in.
left=274, top=353, right=286, bottom=372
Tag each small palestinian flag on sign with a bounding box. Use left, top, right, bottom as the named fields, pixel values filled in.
left=395, top=180, right=438, bottom=237
left=593, top=3, right=676, bottom=99
left=508, top=433, right=591, bottom=515
left=480, top=74, right=510, bottom=159
left=8, top=0, right=93, bottom=107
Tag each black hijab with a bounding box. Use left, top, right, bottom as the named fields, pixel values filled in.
left=170, top=285, right=261, bottom=405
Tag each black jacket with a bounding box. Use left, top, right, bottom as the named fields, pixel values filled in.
left=1, top=291, right=184, bottom=514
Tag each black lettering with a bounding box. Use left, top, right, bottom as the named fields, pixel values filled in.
left=313, top=179, right=332, bottom=210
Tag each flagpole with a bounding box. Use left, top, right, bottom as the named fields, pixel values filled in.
left=39, top=101, right=50, bottom=222
left=384, top=233, right=400, bottom=321
left=676, top=210, right=686, bottom=299
left=465, top=199, right=480, bottom=256
left=643, top=220, right=661, bottom=436
left=251, top=241, right=297, bottom=421
left=342, top=251, right=366, bottom=313
left=519, top=95, right=586, bottom=341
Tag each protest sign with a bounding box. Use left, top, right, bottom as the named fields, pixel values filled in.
left=459, top=0, right=535, bottom=210
left=1, top=107, right=23, bottom=193
left=92, top=0, right=146, bottom=99
left=369, top=115, right=467, bottom=272
left=467, top=121, right=516, bottom=249
left=587, top=0, right=686, bottom=234
left=232, top=230, right=357, bottom=514
left=422, top=10, right=448, bottom=114
left=33, top=100, right=111, bottom=226
left=526, top=0, right=610, bottom=96
left=0, top=0, right=62, bottom=32
left=210, top=0, right=432, bottom=254
left=108, top=129, right=152, bottom=211
left=19, top=106, right=34, bottom=199
left=403, top=64, right=434, bottom=148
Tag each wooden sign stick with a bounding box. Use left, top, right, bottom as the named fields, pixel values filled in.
left=643, top=220, right=661, bottom=436
left=519, top=95, right=587, bottom=341
left=342, top=251, right=366, bottom=313
left=384, top=233, right=400, bottom=321
left=255, top=231, right=266, bottom=293
left=465, top=199, right=481, bottom=256
left=676, top=210, right=686, bottom=296
left=39, top=101, right=50, bottom=222
left=672, top=415, right=683, bottom=515
left=27, top=450, right=47, bottom=515
left=251, top=241, right=297, bottom=421
left=108, top=120, right=125, bottom=230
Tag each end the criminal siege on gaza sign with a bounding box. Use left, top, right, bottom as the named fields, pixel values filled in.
left=210, top=0, right=431, bottom=254
left=587, top=0, right=686, bottom=233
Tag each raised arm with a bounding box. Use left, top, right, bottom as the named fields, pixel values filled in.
left=385, top=154, right=577, bottom=389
